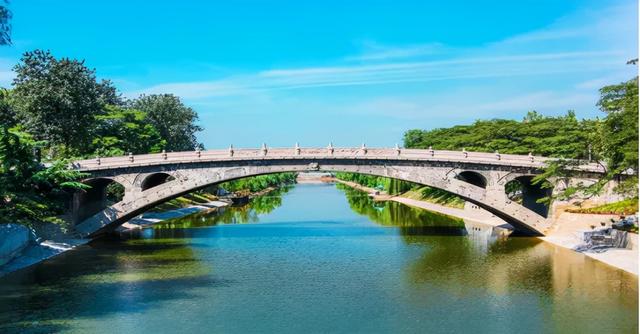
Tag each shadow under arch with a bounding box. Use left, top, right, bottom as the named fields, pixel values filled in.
left=505, top=175, right=553, bottom=218
left=73, top=177, right=126, bottom=223
left=455, top=171, right=487, bottom=189
left=141, top=172, right=176, bottom=191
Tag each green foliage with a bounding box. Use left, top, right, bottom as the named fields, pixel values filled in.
left=132, top=94, right=203, bottom=151
left=105, top=182, right=124, bottom=203
left=11, top=50, right=112, bottom=154
left=404, top=77, right=639, bottom=202
left=0, top=88, right=15, bottom=127
left=413, top=187, right=465, bottom=208
left=567, top=198, right=638, bottom=215
left=334, top=172, right=416, bottom=195
left=92, top=105, right=166, bottom=156
left=335, top=172, right=464, bottom=208
left=0, top=127, right=87, bottom=228
left=0, top=1, right=10, bottom=45
left=404, top=110, right=596, bottom=159
left=0, top=50, right=206, bottom=229
left=595, top=77, right=639, bottom=175
left=337, top=184, right=465, bottom=228
left=154, top=186, right=293, bottom=228
left=220, top=173, right=297, bottom=194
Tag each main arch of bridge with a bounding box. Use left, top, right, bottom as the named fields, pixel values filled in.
left=70, top=146, right=611, bottom=238
left=72, top=159, right=560, bottom=237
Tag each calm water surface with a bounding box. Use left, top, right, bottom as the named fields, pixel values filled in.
left=0, top=184, right=637, bottom=333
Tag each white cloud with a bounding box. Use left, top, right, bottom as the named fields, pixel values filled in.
left=344, top=41, right=448, bottom=61
left=332, top=90, right=598, bottom=122
left=133, top=50, right=622, bottom=99
left=126, top=0, right=636, bottom=145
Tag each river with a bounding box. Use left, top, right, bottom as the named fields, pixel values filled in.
left=0, top=184, right=637, bottom=333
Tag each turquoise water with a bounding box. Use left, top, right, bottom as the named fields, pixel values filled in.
left=0, top=184, right=637, bottom=333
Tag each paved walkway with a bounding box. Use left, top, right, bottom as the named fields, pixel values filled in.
left=542, top=212, right=638, bottom=275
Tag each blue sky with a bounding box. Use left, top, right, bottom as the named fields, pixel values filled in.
left=0, top=0, right=637, bottom=148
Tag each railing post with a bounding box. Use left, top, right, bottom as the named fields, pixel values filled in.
left=196, top=147, right=201, bottom=158
left=162, top=149, right=167, bottom=160
left=95, top=156, right=101, bottom=165
left=295, top=142, right=301, bottom=155
left=395, top=143, right=401, bottom=156
left=429, top=146, right=434, bottom=156
left=327, top=142, right=334, bottom=155
left=128, top=152, right=134, bottom=163
left=495, top=150, right=501, bottom=160
left=462, top=148, right=468, bottom=158
left=528, top=152, right=534, bottom=162
left=361, top=143, right=367, bottom=155
left=228, top=145, right=234, bottom=157
left=261, top=143, right=268, bottom=156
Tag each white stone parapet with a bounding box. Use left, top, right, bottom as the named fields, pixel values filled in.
left=73, top=147, right=607, bottom=174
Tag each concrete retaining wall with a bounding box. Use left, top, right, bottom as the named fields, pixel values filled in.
left=0, top=224, right=35, bottom=266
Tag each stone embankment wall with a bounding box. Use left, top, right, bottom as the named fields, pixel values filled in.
left=0, top=224, right=35, bottom=266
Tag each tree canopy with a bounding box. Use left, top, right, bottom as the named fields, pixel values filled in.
left=0, top=127, right=87, bottom=228
left=132, top=94, right=203, bottom=151
left=595, top=77, right=638, bottom=174
left=91, top=105, right=166, bottom=157
left=5, top=49, right=203, bottom=158
left=0, top=1, right=10, bottom=45
left=0, top=49, right=205, bottom=229
left=404, top=110, right=597, bottom=159
left=11, top=50, right=108, bottom=154
left=404, top=76, right=639, bottom=199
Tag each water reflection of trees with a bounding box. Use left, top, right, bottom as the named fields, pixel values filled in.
left=337, top=183, right=465, bottom=236
left=152, top=186, right=292, bottom=230
left=337, top=185, right=558, bottom=296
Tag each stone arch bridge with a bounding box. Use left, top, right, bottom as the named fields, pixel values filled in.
left=70, top=146, right=608, bottom=237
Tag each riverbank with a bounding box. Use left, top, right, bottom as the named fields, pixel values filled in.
left=335, top=179, right=509, bottom=227
left=336, top=179, right=638, bottom=276
left=0, top=184, right=294, bottom=276
left=0, top=199, right=231, bottom=277
left=118, top=200, right=231, bottom=231
left=542, top=212, right=638, bottom=275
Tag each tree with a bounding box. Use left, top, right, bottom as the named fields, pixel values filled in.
left=0, top=1, right=10, bottom=45
left=92, top=105, right=166, bottom=157
left=595, top=77, right=638, bottom=174
left=403, top=111, right=596, bottom=159
left=0, top=127, right=87, bottom=228
left=97, top=79, right=125, bottom=106
left=12, top=50, right=106, bottom=154
left=0, top=88, right=15, bottom=127
left=594, top=76, right=639, bottom=196
left=132, top=94, right=202, bottom=151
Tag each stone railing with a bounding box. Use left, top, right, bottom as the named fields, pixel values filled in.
left=72, top=145, right=607, bottom=174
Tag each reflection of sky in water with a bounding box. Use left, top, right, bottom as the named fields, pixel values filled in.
left=0, top=184, right=636, bottom=334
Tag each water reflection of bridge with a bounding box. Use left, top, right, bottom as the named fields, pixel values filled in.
left=463, top=220, right=512, bottom=253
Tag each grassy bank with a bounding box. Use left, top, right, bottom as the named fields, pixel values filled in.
left=567, top=198, right=638, bottom=215
left=152, top=192, right=219, bottom=211
left=401, top=187, right=466, bottom=209
left=334, top=172, right=465, bottom=209
left=150, top=173, right=297, bottom=212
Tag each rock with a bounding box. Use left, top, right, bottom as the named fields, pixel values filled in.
left=0, top=224, right=35, bottom=266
